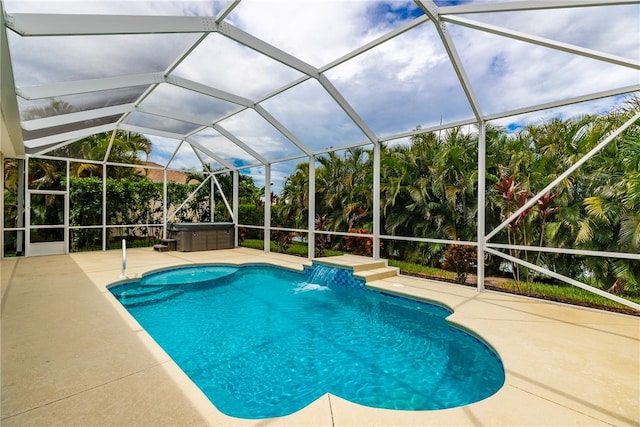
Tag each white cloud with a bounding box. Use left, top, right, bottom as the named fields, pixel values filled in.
left=447, top=11, right=640, bottom=116
left=9, top=32, right=199, bottom=86
left=226, top=1, right=379, bottom=67
left=4, top=0, right=223, bottom=15
left=173, top=33, right=304, bottom=100
left=459, top=5, right=640, bottom=61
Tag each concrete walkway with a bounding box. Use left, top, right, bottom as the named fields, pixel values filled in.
left=2, top=247, right=638, bottom=426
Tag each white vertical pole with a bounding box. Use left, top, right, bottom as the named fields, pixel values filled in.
left=373, top=142, right=381, bottom=260
left=24, top=157, right=30, bottom=257
left=308, top=156, right=316, bottom=259
left=162, top=168, right=168, bottom=239
left=233, top=170, right=239, bottom=247
left=477, top=121, right=486, bottom=292
left=264, top=164, right=271, bottom=253
left=0, top=153, right=3, bottom=257
left=120, top=238, right=127, bottom=277
left=210, top=173, right=215, bottom=222
left=16, top=158, right=25, bottom=256
left=65, top=160, right=70, bottom=254
left=102, top=163, right=107, bottom=251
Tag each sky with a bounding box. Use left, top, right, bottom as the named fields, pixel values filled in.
left=4, top=0, right=640, bottom=191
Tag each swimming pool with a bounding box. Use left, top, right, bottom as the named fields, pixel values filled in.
left=109, top=263, right=504, bottom=419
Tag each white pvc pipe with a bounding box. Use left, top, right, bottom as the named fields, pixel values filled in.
left=120, top=239, right=127, bottom=278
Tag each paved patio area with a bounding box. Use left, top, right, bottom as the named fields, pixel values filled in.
left=2, top=247, right=638, bottom=426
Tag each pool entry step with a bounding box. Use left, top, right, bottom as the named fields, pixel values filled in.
left=116, top=286, right=184, bottom=307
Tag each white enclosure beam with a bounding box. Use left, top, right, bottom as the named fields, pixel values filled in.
left=117, top=124, right=186, bottom=141
left=164, top=33, right=210, bottom=76
left=216, top=0, right=241, bottom=23
left=486, top=111, right=640, bottom=241
left=264, top=163, right=271, bottom=252
left=30, top=136, right=83, bottom=156
left=102, top=129, right=118, bottom=164
left=24, top=123, right=116, bottom=149
left=162, top=168, right=168, bottom=239
left=440, top=0, right=638, bottom=15
left=190, top=143, right=210, bottom=172
left=444, top=16, right=640, bottom=70
left=253, top=104, right=312, bottom=156
left=211, top=175, right=234, bottom=222
left=477, top=121, right=487, bottom=291
left=166, top=140, right=184, bottom=170
left=372, top=142, right=381, bottom=260
left=212, top=124, right=268, bottom=165
left=6, top=13, right=218, bottom=36
left=17, top=73, right=164, bottom=100
left=308, top=156, right=316, bottom=259
left=135, top=105, right=211, bottom=128
left=380, top=118, right=478, bottom=143
left=167, top=75, right=254, bottom=108
left=418, top=1, right=484, bottom=121
left=484, top=85, right=640, bottom=122
left=1, top=9, right=23, bottom=157
left=102, top=162, right=107, bottom=249
left=317, top=74, right=379, bottom=144
left=217, top=22, right=320, bottom=78
left=233, top=170, right=239, bottom=245
left=22, top=104, right=134, bottom=131
left=322, top=15, right=431, bottom=72
left=184, top=137, right=235, bottom=170
left=167, top=176, right=213, bottom=223
left=486, top=247, right=640, bottom=311
left=487, top=243, right=640, bottom=261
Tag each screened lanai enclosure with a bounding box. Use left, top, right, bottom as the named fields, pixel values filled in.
left=1, top=0, right=639, bottom=311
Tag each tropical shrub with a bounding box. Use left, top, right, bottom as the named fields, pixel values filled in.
left=441, top=244, right=477, bottom=284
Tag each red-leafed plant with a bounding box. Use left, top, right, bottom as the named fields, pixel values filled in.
left=442, top=243, right=477, bottom=284
left=494, top=176, right=561, bottom=285
left=344, top=228, right=382, bottom=257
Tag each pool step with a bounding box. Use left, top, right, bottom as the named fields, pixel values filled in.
left=355, top=266, right=399, bottom=282
left=118, top=288, right=184, bottom=307
left=315, top=254, right=388, bottom=272
left=117, top=286, right=165, bottom=298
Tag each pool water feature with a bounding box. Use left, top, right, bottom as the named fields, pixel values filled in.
left=109, top=263, right=505, bottom=419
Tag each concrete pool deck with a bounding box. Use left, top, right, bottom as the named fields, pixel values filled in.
left=1, top=247, right=638, bottom=426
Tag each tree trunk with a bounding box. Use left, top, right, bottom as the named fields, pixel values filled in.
left=607, top=278, right=625, bottom=295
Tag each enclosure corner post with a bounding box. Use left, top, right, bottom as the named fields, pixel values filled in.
left=308, top=155, right=316, bottom=260
left=373, top=141, right=381, bottom=260
left=233, top=170, right=239, bottom=247
left=162, top=168, right=168, bottom=240
left=102, top=162, right=107, bottom=251
left=477, top=120, right=486, bottom=292
left=264, top=163, right=271, bottom=253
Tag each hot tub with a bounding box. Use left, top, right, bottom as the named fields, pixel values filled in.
left=167, top=222, right=235, bottom=252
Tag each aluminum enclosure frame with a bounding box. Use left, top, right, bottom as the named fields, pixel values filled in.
left=1, top=0, right=639, bottom=310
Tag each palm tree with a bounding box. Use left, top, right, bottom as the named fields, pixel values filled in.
left=576, top=103, right=640, bottom=293
left=20, top=98, right=74, bottom=120
left=278, top=161, right=309, bottom=229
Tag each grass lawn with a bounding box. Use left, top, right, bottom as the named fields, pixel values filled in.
left=240, top=239, right=342, bottom=257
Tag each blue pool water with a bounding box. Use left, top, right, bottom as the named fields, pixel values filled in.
left=109, top=264, right=504, bottom=419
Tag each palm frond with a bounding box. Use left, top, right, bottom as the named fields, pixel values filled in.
left=583, top=196, right=610, bottom=224
left=575, top=219, right=593, bottom=244
left=619, top=213, right=640, bottom=250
